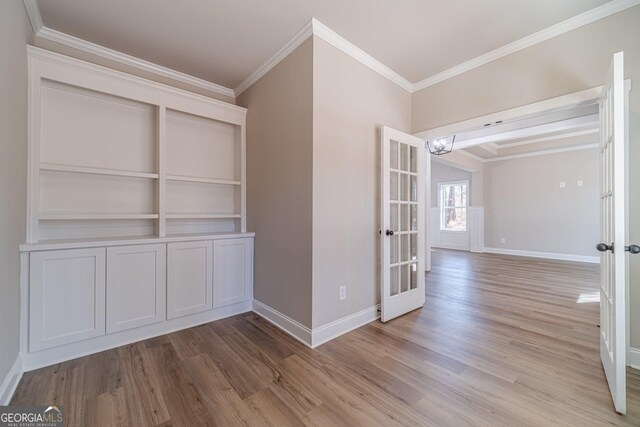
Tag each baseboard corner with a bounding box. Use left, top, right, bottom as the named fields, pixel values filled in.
left=0, top=354, right=23, bottom=405
left=629, top=347, right=640, bottom=370
left=311, top=304, right=381, bottom=348
left=252, top=299, right=313, bottom=348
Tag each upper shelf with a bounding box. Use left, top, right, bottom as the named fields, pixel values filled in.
left=166, top=174, right=241, bottom=185
left=41, top=163, right=159, bottom=179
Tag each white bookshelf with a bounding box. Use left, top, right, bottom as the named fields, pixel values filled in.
left=27, top=47, right=247, bottom=243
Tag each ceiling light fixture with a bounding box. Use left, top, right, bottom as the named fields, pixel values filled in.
left=426, top=135, right=456, bottom=155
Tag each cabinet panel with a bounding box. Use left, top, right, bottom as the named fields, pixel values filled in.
left=106, top=244, right=166, bottom=333
left=167, top=241, right=213, bottom=319
left=29, top=248, right=106, bottom=351
left=213, top=238, right=253, bottom=308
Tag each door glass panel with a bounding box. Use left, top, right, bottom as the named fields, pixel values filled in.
left=410, top=263, right=418, bottom=289
left=401, top=174, right=409, bottom=201
left=400, top=143, right=408, bottom=171
left=390, top=172, right=398, bottom=200
left=401, top=234, right=409, bottom=262
left=410, top=234, right=417, bottom=260
left=390, top=140, right=398, bottom=169
left=410, top=146, right=417, bottom=173
left=390, top=266, right=399, bottom=296
left=401, top=264, right=409, bottom=293
left=410, top=204, right=418, bottom=231
left=390, top=203, right=399, bottom=231
left=401, top=204, right=409, bottom=231
left=390, top=235, right=399, bottom=264
left=410, top=176, right=417, bottom=201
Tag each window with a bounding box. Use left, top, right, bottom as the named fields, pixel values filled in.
left=439, top=181, right=468, bottom=231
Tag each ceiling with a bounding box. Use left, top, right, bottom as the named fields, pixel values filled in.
left=454, top=103, right=600, bottom=162
left=35, top=0, right=611, bottom=91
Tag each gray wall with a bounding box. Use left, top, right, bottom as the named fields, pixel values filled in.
left=237, top=39, right=314, bottom=328
left=430, top=161, right=472, bottom=208
left=0, top=1, right=32, bottom=389
left=483, top=148, right=600, bottom=256
left=312, top=36, right=411, bottom=328
left=412, top=5, right=640, bottom=348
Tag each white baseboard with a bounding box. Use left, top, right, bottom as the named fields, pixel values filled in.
left=23, top=301, right=252, bottom=372
left=629, top=347, right=640, bottom=370
left=483, top=247, right=599, bottom=264
left=312, top=304, right=380, bottom=347
left=253, top=300, right=380, bottom=348
left=0, top=355, right=23, bottom=405
left=253, top=299, right=313, bottom=347
left=432, top=243, right=470, bottom=251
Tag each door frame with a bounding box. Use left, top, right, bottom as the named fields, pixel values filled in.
left=413, top=83, right=632, bottom=363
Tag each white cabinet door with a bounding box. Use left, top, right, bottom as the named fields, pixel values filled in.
left=106, top=244, right=166, bottom=333
left=167, top=240, right=213, bottom=319
left=29, top=248, right=106, bottom=351
left=213, top=238, right=253, bottom=308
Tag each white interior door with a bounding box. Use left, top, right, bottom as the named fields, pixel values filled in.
left=381, top=126, right=426, bottom=322
left=597, top=51, right=626, bottom=414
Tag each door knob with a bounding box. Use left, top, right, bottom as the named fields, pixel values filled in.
left=386, top=230, right=395, bottom=236
left=596, top=243, right=614, bottom=253
left=626, top=245, right=640, bottom=254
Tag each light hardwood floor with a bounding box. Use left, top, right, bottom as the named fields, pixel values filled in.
left=12, top=249, right=640, bottom=426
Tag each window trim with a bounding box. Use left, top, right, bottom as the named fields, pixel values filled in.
left=438, top=180, right=469, bottom=232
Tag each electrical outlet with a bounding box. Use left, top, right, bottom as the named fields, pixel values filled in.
left=577, top=180, right=583, bottom=187
left=500, top=237, right=506, bottom=244
left=560, top=181, right=566, bottom=188
left=339, top=285, right=347, bottom=301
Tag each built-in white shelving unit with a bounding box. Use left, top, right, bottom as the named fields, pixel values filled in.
left=21, top=47, right=253, bottom=370
left=27, top=46, right=247, bottom=243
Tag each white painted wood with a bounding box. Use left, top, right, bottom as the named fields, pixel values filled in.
left=167, top=240, right=213, bottom=319
left=29, top=248, right=106, bottom=351
left=598, top=51, right=627, bottom=414
left=380, top=126, right=426, bottom=322
left=482, top=247, right=599, bottom=264
left=20, top=232, right=255, bottom=252
left=0, top=355, right=22, bottom=405
left=28, top=47, right=247, bottom=242
left=213, top=238, right=253, bottom=308
left=106, top=244, right=166, bottom=333
left=166, top=109, right=237, bottom=181
left=23, top=300, right=252, bottom=371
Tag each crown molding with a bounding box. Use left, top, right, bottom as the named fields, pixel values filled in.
left=22, top=0, right=640, bottom=99
left=23, top=0, right=43, bottom=34
left=234, top=20, right=314, bottom=96
left=476, top=142, right=600, bottom=163
left=22, top=2, right=235, bottom=99
left=413, top=0, right=640, bottom=92
left=310, top=19, right=413, bottom=92
left=497, top=128, right=598, bottom=149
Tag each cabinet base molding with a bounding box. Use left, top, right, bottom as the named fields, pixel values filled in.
left=252, top=299, right=381, bottom=349
left=0, top=355, right=23, bottom=405
left=22, top=301, right=251, bottom=372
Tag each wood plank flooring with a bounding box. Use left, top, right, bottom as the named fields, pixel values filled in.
left=12, top=249, right=640, bottom=425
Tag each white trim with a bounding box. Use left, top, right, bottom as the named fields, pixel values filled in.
left=35, top=27, right=236, bottom=98
left=23, top=301, right=252, bottom=371
left=497, top=129, right=599, bottom=149
left=252, top=299, right=313, bottom=347
left=22, top=1, right=235, bottom=99
left=412, top=0, right=640, bottom=91
left=0, top=355, right=23, bottom=405
left=234, top=21, right=314, bottom=96
left=483, top=247, right=599, bottom=264
left=414, top=86, right=602, bottom=140
left=252, top=299, right=381, bottom=348
left=455, top=149, right=487, bottom=163
left=22, top=1, right=640, bottom=97
left=311, top=20, right=413, bottom=93
left=482, top=143, right=599, bottom=163
left=312, top=304, right=381, bottom=347
left=22, top=0, right=42, bottom=33
left=629, top=347, right=640, bottom=370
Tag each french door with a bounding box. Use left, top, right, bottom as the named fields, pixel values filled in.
left=597, top=51, right=628, bottom=414
left=380, top=126, right=426, bottom=322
